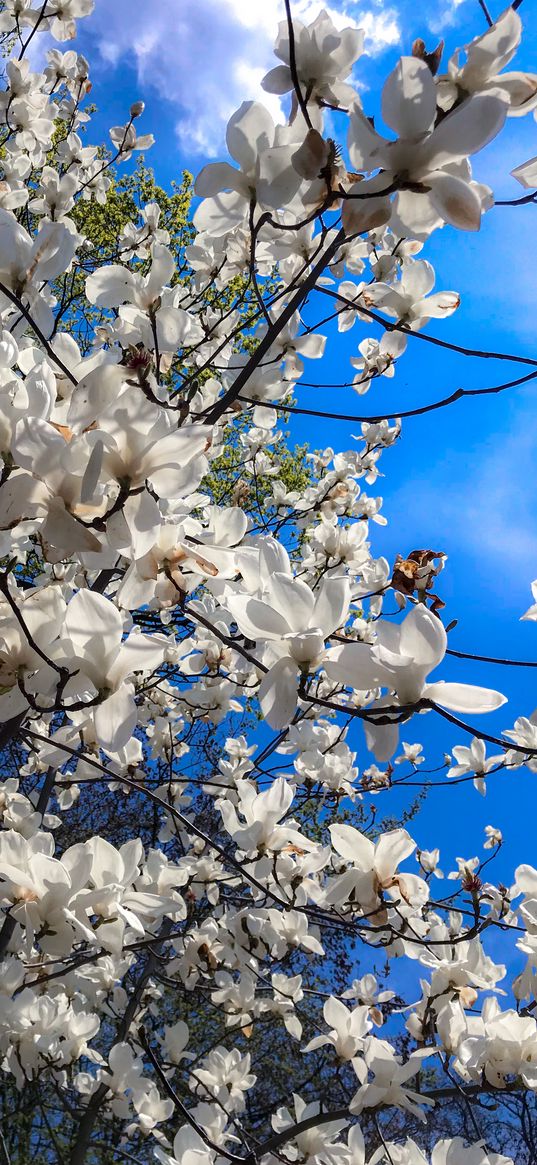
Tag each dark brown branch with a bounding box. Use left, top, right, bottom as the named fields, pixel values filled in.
left=284, top=0, right=313, bottom=129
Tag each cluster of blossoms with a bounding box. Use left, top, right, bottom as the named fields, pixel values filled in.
left=0, top=2, right=535, bottom=1164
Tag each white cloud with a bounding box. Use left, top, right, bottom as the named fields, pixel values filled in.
left=426, top=0, right=468, bottom=37
left=82, top=0, right=400, bottom=156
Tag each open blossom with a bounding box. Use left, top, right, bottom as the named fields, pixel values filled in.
left=194, top=101, right=304, bottom=235
left=351, top=1037, right=437, bottom=1120
left=447, top=736, right=504, bottom=794
left=437, top=6, right=537, bottom=116
left=361, top=259, right=460, bottom=330
left=225, top=551, right=349, bottom=729
left=218, top=777, right=309, bottom=855
left=63, top=590, right=168, bottom=752
left=326, top=605, right=506, bottom=759
left=347, top=56, right=506, bottom=236
left=262, top=9, right=364, bottom=110
left=302, top=995, right=372, bottom=1060
left=326, top=823, right=428, bottom=914
left=270, top=1093, right=350, bottom=1163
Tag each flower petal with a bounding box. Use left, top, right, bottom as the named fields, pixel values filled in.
left=425, top=680, right=507, bottom=713
left=400, top=605, right=447, bottom=671
left=426, top=94, right=507, bottom=167
left=427, top=171, right=483, bottom=231
left=258, top=657, right=299, bottom=729
left=94, top=685, right=137, bottom=753
left=382, top=57, right=436, bottom=139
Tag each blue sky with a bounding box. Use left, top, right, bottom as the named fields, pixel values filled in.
left=65, top=0, right=537, bottom=884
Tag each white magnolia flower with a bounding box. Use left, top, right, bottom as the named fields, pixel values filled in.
left=194, top=101, right=303, bottom=234
left=348, top=57, right=506, bottom=235
left=362, top=259, right=460, bottom=330
left=484, top=825, right=503, bottom=849
left=326, top=823, right=428, bottom=913
left=351, top=1037, right=436, bottom=1120
left=326, top=605, right=506, bottom=759
left=63, top=590, right=168, bottom=752
left=218, top=777, right=308, bottom=855
left=302, top=995, right=371, bottom=1060
left=226, top=564, right=349, bottom=729
left=447, top=737, right=503, bottom=794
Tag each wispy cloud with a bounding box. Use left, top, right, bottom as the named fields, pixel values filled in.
left=387, top=395, right=537, bottom=590
left=82, top=0, right=400, bottom=156
left=425, top=0, right=468, bottom=37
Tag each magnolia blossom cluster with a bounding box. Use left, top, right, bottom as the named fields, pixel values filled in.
left=0, top=2, right=535, bottom=1164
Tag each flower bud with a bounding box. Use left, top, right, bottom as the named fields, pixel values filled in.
left=130, top=101, right=145, bottom=119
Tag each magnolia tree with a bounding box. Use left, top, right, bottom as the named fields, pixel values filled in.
left=1, top=0, right=537, bottom=1162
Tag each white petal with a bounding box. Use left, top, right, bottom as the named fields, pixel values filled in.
left=400, top=259, right=435, bottom=299
left=342, top=186, right=392, bottom=236
left=313, top=577, right=350, bottom=637
left=463, top=6, right=521, bottom=82
left=425, top=680, right=507, bottom=713
left=324, top=641, right=386, bottom=691
left=108, top=632, right=167, bottom=687
left=426, top=94, right=507, bottom=167
left=257, top=147, right=302, bottom=209
left=382, top=57, right=436, bottom=139
left=86, top=264, right=137, bottom=309
left=262, top=64, right=293, bottom=95
left=226, top=594, right=289, bottom=641
left=375, top=829, right=415, bottom=882
left=416, top=289, right=461, bottom=318
left=268, top=572, right=314, bottom=634
left=258, top=657, right=299, bottom=729
left=94, top=685, right=137, bottom=753
left=194, top=162, right=246, bottom=199
left=511, top=154, right=537, bottom=189
left=348, top=109, right=387, bottom=172
left=65, top=590, right=123, bottom=663
left=329, top=823, right=375, bottom=867
left=192, top=191, right=247, bottom=237
left=400, top=605, right=447, bottom=671
left=515, top=864, right=537, bottom=896
left=364, top=717, right=400, bottom=762
left=226, top=100, right=273, bottom=173
left=41, top=499, right=102, bottom=559
left=427, top=171, right=483, bottom=231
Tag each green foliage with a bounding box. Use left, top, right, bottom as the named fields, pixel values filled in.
left=49, top=159, right=195, bottom=353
